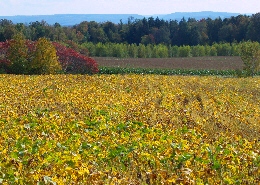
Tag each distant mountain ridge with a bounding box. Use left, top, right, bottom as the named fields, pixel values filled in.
left=0, top=14, right=144, bottom=26
left=0, top=11, right=250, bottom=26
left=158, top=11, right=242, bottom=20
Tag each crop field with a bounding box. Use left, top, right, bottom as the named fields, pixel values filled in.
left=94, top=56, right=244, bottom=70
left=0, top=74, right=259, bottom=184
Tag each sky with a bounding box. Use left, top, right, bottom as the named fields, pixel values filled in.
left=0, top=0, right=259, bottom=16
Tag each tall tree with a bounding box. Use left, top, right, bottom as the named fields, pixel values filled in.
left=29, top=21, right=50, bottom=41
left=190, top=26, right=200, bottom=46
left=49, top=23, right=67, bottom=42
left=151, top=26, right=171, bottom=45
left=6, top=33, right=29, bottom=74
left=218, top=23, right=235, bottom=43
left=74, top=21, right=89, bottom=42
left=235, top=15, right=250, bottom=42
left=169, top=20, right=179, bottom=45
left=0, top=19, right=16, bottom=41
left=206, top=17, right=223, bottom=44
left=177, top=18, right=190, bottom=46
left=247, top=13, right=260, bottom=42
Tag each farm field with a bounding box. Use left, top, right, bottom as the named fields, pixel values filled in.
left=0, top=74, right=259, bottom=184
left=94, top=56, right=244, bottom=70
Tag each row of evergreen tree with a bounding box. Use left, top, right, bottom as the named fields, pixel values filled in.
left=0, top=12, right=260, bottom=46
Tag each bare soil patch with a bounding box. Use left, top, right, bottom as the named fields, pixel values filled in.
left=94, top=56, right=243, bottom=70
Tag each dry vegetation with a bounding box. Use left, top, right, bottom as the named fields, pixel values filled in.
left=0, top=74, right=259, bottom=184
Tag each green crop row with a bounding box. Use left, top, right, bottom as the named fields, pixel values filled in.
left=98, top=67, right=260, bottom=77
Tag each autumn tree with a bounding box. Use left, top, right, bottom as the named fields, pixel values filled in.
left=6, top=33, right=30, bottom=74
left=53, top=42, right=98, bottom=74
left=0, top=41, right=10, bottom=73
left=30, top=38, right=61, bottom=74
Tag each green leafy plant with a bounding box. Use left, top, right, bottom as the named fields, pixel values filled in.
left=239, top=41, right=260, bottom=77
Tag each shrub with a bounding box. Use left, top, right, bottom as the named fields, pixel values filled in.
left=239, top=41, right=260, bottom=77
left=53, top=42, right=98, bottom=74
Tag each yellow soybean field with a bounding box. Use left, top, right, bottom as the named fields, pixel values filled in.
left=0, top=74, right=259, bottom=184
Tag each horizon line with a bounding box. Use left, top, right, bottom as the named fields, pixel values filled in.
left=0, top=11, right=255, bottom=17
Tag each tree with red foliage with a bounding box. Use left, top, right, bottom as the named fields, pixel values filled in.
left=0, top=39, right=98, bottom=74
left=0, top=41, right=11, bottom=73
left=53, top=42, right=98, bottom=74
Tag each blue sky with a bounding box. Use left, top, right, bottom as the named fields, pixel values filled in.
left=0, top=0, right=259, bottom=16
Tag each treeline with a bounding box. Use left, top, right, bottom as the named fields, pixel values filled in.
left=84, top=42, right=243, bottom=58
left=0, top=12, right=260, bottom=47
